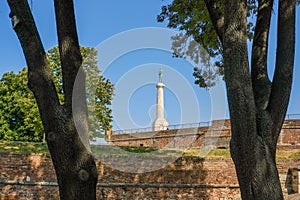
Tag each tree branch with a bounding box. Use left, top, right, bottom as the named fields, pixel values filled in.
left=54, top=0, right=83, bottom=108
left=54, top=0, right=89, bottom=147
left=204, top=0, right=224, bottom=44
left=7, top=0, right=60, bottom=133
left=223, top=0, right=257, bottom=194
left=267, top=0, right=296, bottom=140
left=251, top=0, right=273, bottom=110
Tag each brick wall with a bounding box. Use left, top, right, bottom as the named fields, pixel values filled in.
left=0, top=152, right=299, bottom=200
left=109, top=120, right=300, bottom=149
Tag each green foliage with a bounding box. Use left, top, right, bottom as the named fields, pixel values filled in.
left=157, top=0, right=221, bottom=56
left=47, top=46, right=114, bottom=137
left=80, top=47, right=114, bottom=136
left=0, top=46, right=114, bottom=141
left=0, top=68, right=43, bottom=141
left=47, top=47, right=64, bottom=103
left=158, top=0, right=255, bottom=87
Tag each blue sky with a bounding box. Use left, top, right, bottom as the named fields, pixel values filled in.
left=0, top=1, right=299, bottom=131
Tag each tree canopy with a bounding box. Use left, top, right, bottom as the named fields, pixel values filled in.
left=157, top=0, right=256, bottom=87
left=0, top=46, right=114, bottom=142
left=0, top=68, right=42, bottom=141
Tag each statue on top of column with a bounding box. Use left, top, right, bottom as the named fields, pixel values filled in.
left=159, top=68, right=163, bottom=83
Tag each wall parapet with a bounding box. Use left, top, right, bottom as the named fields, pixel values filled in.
left=108, top=119, right=300, bottom=149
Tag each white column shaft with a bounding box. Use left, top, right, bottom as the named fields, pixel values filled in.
left=156, top=84, right=164, bottom=119
left=153, top=82, right=168, bottom=131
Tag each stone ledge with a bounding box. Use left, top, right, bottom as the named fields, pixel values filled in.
left=0, top=180, right=239, bottom=189
left=0, top=180, right=58, bottom=186
left=97, top=182, right=240, bottom=189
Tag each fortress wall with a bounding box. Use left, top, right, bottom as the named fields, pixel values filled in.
left=0, top=152, right=299, bottom=199
left=109, top=120, right=300, bottom=149
left=280, top=129, right=300, bottom=145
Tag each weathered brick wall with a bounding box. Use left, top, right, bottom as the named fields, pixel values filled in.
left=109, top=120, right=300, bottom=149
left=0, top=153, right=59, bottom=199
left=0, top=153, right=56, bottom=182
left=0, top=153, right=299, bottom=199
left=0, top=185, right=58, bottom=200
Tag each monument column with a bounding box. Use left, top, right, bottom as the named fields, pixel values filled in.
left=152, top=69, right=168, bottom=131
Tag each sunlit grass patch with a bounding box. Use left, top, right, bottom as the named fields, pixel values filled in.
left=0, top=141, right=49, bottom=153
left=276, top=149, right=300, bottom=160
left=91, top=145, right=183, bottom=157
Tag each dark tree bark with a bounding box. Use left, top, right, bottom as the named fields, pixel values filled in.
left=205, top=0, right=296, bottom=199
left=7, top=0, right=98, bottom=199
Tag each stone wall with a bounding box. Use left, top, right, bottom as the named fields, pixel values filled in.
left=109, top=120, right=300, bottom=149
left=0, top=152, right=299, bottom=200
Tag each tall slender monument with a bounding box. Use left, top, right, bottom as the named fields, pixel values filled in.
left=152, top=68, right=168, bottom=131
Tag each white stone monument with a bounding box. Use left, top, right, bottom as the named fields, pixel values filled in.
left=152, top=68, right=168, bottom=131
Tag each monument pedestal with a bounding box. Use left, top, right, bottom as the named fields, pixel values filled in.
left=152, top=118, right=168, bottom=131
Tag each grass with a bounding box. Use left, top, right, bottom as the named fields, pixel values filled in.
left=0, top=141, right=299, bottom=160
left=181, top=148, right=232, bottom=158
left=0, top=140, right=49, bottom=153
left=91, top=145, right=183, bottom=157
left=276, top=149, right=300, bottom=160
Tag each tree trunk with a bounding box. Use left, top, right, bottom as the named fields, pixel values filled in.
left=46, top=119, right=98, bottom=199
left=231, top=112, right=283, bottom=199
left=6, top=0, right=98, bottom=199
left=223, top=0, right=295, bottom=199
left=232, top=141, right=283, bottom=199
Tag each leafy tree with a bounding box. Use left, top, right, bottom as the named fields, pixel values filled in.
left=158, top=0, right=224, bottom=87
left=7, top=0, right=98, bottom=198
left=0, top=47, right=113, bottom=142
left=157, top=0, right=256, bottom=87
left=159, top=0, right=296, bottom=199
left=0, top=68, right=43, bottom=141
left=47, top=46, right=114, bottom=137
